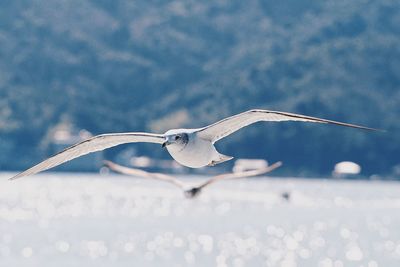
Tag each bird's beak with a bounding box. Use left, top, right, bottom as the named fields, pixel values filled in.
left=162, top=141, right=171, bottom=148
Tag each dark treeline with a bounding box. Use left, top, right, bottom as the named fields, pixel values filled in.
left=0, top=0, right=399, bottom=177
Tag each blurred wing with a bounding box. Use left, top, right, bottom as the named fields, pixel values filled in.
left=10, top=132, right=165, bottom=180
left=103, top=160, right=185, bottom=189
left=197, top=161, right=282, bottom=189
left=197, top=109, right=379, bottom=143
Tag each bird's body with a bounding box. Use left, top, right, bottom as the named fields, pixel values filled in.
left=164, top=129, right=231, bottom=168
left=10, top=109, right=381, bottom=180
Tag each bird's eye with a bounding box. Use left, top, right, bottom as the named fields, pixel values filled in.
left=175, top=135, right=181, bottom=140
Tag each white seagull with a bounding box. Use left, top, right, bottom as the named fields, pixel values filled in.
left=103, top=160, right=283, bottom=198
left=10, top=109, right=379, bottom=180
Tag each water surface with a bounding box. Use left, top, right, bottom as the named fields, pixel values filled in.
left=0, top=173, right=399, bottom=267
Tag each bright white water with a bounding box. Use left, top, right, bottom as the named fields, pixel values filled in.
left=0, top=173, right=399, bottom=267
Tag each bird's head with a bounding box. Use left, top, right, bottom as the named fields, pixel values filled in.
left=162, top=130, right=189, bottom=149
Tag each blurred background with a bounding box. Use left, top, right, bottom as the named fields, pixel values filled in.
left=0, top=0, right=398, bottom=178
left=1, top=1, right=400, bottom=266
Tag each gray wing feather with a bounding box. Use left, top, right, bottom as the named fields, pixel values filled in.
left=10, top=132, right=165, bottom=180
left=196, top=161, right=282, bottom=189
left=196, top=109, right=379, bottom=143
left=103, top=160, right=185, bottom=189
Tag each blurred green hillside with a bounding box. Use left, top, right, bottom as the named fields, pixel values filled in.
left=0, top=0, right=399, bottom=177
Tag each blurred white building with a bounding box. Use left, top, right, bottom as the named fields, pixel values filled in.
left=114, top=147, right=187, bottom=174
left=233, top=159, right=269, bottom=172
left=332, top=161, right=361, bottom=178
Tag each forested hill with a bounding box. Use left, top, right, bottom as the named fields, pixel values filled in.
left=0, top=0, right=399, bottom=177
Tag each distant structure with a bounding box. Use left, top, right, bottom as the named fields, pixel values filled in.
left=130, top=156, right=186, bottom=172
left=49, top=121, right=102, bottom=172
left=332, top=161, right=361, bottom=178
left=113, top=148, right=187, bottom=174
left=233, top=159, right=269, bottom=173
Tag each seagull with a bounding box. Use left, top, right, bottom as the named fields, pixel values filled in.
left=103, top=160, right=283, bottom=198
left=10, top=109, right=380, bottom=180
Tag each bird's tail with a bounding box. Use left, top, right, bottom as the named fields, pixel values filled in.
left=208, top=153, right=234, bottom=166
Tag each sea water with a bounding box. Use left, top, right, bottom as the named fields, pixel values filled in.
left=0, top=173, right=399, bottom=267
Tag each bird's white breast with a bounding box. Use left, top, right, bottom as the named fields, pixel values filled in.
left=166, top=134, right=217, bottom=168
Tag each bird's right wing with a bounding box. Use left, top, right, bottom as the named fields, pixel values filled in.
left=196, top=109, right=380, bottom=143
left=103, top=161, right=185, bottom=189
left=196, top=161, right=283, bottom=190
left=10, top=132, right=165, bottom=180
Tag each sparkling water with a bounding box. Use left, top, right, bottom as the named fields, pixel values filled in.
left=0, top=173, right=399, bottom=267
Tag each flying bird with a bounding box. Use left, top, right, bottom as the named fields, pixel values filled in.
left=10, top=109, right=380, bottom=180
left=103, top=160, right=283, bottom=198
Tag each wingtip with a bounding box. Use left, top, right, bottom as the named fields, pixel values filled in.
left=269, top=161, right=283, bottom=169
left=360, top=126, right=385, bottom=132
left=9, top=173, right=23, bottom=181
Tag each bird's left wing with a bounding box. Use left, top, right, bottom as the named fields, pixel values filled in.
left=196, top=161, right=282, bottom=190
left=196, top=109, right=380, bottom=143
left=103, top=160, right=185, bottom=189
left=10, top=132, right=165, bottom=180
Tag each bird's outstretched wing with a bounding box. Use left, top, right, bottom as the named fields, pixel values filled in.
left=103, top=160, right=185, bottom=189
left=196, top=109, right=380, bottom=143
left=10, top=132, right=165, bottom=180
left=104, top=160, right=281, bottom=194
left=195, top=161, right=282, bottom=190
